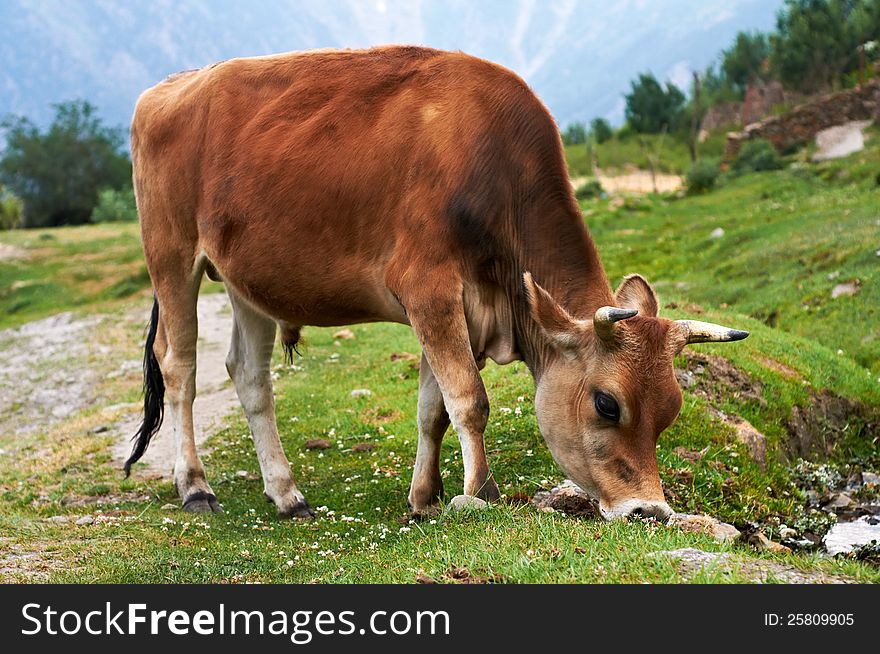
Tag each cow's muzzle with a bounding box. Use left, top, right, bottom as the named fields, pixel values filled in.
left=600, top=498, right=673, bottom=523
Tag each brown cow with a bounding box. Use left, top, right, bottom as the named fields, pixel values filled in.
left=127, top=46, right=747, bottom=521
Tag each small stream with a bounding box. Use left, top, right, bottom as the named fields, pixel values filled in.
left=823, top=514, right=880, bottom=555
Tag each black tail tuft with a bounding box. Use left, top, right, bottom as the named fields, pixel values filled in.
left=281, top=326, right=302, bottom=366
left=124, top=298, right=165, bottom=477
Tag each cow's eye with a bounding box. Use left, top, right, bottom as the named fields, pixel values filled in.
left=594, top=391, right=620, bottom=422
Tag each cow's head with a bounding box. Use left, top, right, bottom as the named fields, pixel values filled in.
left=524, top=272, right=748, bottom=522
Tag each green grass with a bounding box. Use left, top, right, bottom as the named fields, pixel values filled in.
left=1, top=134, right=879, bottom=584
left=565, top=130, right=729, bottom=177
left=0, top=223, right=147, bottom=329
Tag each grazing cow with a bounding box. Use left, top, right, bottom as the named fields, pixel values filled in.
left=127, top=46, right=747, bottom=521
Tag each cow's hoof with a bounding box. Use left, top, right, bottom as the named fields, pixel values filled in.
left=408, top=504, right=443, bottom=521
left=475, top=477, right=501, bottom=503
left=182, top=491, right=223, bottom=513
left=276, top=499, right=315, bottom=520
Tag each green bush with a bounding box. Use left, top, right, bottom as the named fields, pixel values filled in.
left=91, top=187, right=138, bottom=223
left=574, top=178, right=604, bottom=200
left=0, top=191, right=22, bottom=230
left=686, top=158, right=721, bottom=194
left=732, top=139, right=783, bottom=174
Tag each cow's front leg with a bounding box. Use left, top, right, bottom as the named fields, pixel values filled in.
left=407, top=293, right=500, bottom=504
left=408, top=354, right=450, bottom=514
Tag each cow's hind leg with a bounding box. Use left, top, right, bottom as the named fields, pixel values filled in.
left=226, top=289, right=313, bottom=519
left=152, top=262, right=221, bottom=512
left=408, top=354, right=450, bottom=515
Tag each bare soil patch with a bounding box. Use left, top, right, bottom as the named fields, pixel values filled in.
left=786, top=390, right=878, bottom=460
left=111, top=293, right=237, bottom=478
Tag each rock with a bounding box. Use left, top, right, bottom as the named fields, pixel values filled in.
left=672, top=446, right=706, bottom=463
left=726, top=416, right=767, bottom=468
left=779, top=526, right=798, bottom=540
left=822, top=492, right=856, bottom=511
left=47, top=515, right=70, bottom=524
left=160, top=503, right=178, bottom=511
left=333, top=329, right=355, bottom=340
left=90, top=425, right=109, bottom=434
left=811, top=120, right=871, bottom=162
left=674, top=369, right=696, bottom=388
left=446, top=495, right=488, bottom=513
left=75, top=515, right=94, bottom=526
left=861, top=471, right=880, bottom=486
left=669, top=513, right=741, bottom=543
left=709, top=227, right=725, bottom=239
left=831, top=281, right=859, bottom=299
left=350, top=388, right=372, bottom=398
left=654, top=547, right=850, bottom=583
left=742, top=529, right=791, bottom=553
left=351, top=442, right=377, bottom=452
left=304, top=438, right=332, bottom=450
left=532, top=480, right=599, bottom=517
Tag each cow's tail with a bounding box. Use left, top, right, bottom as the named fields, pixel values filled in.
left=124, top=298, right=165, bottom=477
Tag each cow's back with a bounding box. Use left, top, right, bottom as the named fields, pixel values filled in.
left=132, top=46, right=573, bottom=328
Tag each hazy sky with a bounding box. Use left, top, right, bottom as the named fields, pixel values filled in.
left=1, top=1, right=783, bottom=127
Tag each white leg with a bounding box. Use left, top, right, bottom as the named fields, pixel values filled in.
left=226, top=289, right=313, bottom=518
left=408, top=354, right=450, bottom=513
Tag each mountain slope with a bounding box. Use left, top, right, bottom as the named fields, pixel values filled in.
left=1, top=0, right=780, bottom=130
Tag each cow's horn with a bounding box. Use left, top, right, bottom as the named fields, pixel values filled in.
left=594, top=306, right=638, bottom=341
left=676, top=320, right=750, bottom=344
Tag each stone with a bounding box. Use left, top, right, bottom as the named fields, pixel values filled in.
left=75, top=515, right=94, bottom=526
left=446, top=495, right=488, bottom=513
left=822, top=492, right=856, bottom=511
left=831, top=281, right=859, bottom=299
left=811, top=120, right=871, bottom=162
left=674, top=369, right=696, bottom=388
left=727, top=417, right=767, bottom=468
left=304, top=438, right=332, bottom=450
left=333, top=329, right=355, bottom=340
left=710, top=227, right=725, bottom=239
left=742, top=529, right=791, bottom=553
left=160, top=503, right=178, bottom=511
left=861, top=471, right=880, bottom=486
left=668, top=513, right=741, bottom=543
left=532, top=480, right=599, bottom=517
left=47, top=515, right=70, bottom=523
left=350, top=388, right=372, bottom=398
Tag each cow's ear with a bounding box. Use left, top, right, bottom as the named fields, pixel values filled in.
left=523, top=272, right=586, bottom=353
left=615, top=274, right=659, bottom=317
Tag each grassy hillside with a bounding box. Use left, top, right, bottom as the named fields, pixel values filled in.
left=0, top=134, right=878, bottom=584
left=565, top=130, right=729, bottom=177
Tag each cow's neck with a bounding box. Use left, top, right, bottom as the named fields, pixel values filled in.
left=507, top=200, right=614, bottom=379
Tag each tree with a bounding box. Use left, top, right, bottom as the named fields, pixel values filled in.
left=721, top=31, right=769, bottom=93
left=769, top=0, right=858, bottom=93
left=589, top=117, right=613, bottom=144
left=0, top=100, right=131, bottom=227
left=624, top=73, right=686, bottom=134
left=562, top=121, right=588, bottom=145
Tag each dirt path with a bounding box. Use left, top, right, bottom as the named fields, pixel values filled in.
left=0, top=311, right=104, bottom=436
left=111, top=292, right=238, bottom=478
left=0, top=292, right=238, bottom=478
left=571, top=171, right=683, bottom=194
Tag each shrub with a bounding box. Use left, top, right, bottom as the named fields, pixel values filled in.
left=91, top=187, right=138, bottom=223
left=732, top=139, right=783, bottom=174
left=590, top=118, right=613, bottom=144
left=574, top=178, right=603, bottom=200
left=686, top=158, right=721, bottom=194
left=0, top=191, right=22, bottom=230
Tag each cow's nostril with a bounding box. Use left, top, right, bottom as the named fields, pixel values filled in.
left=631, top=507, right=645, bottom=518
